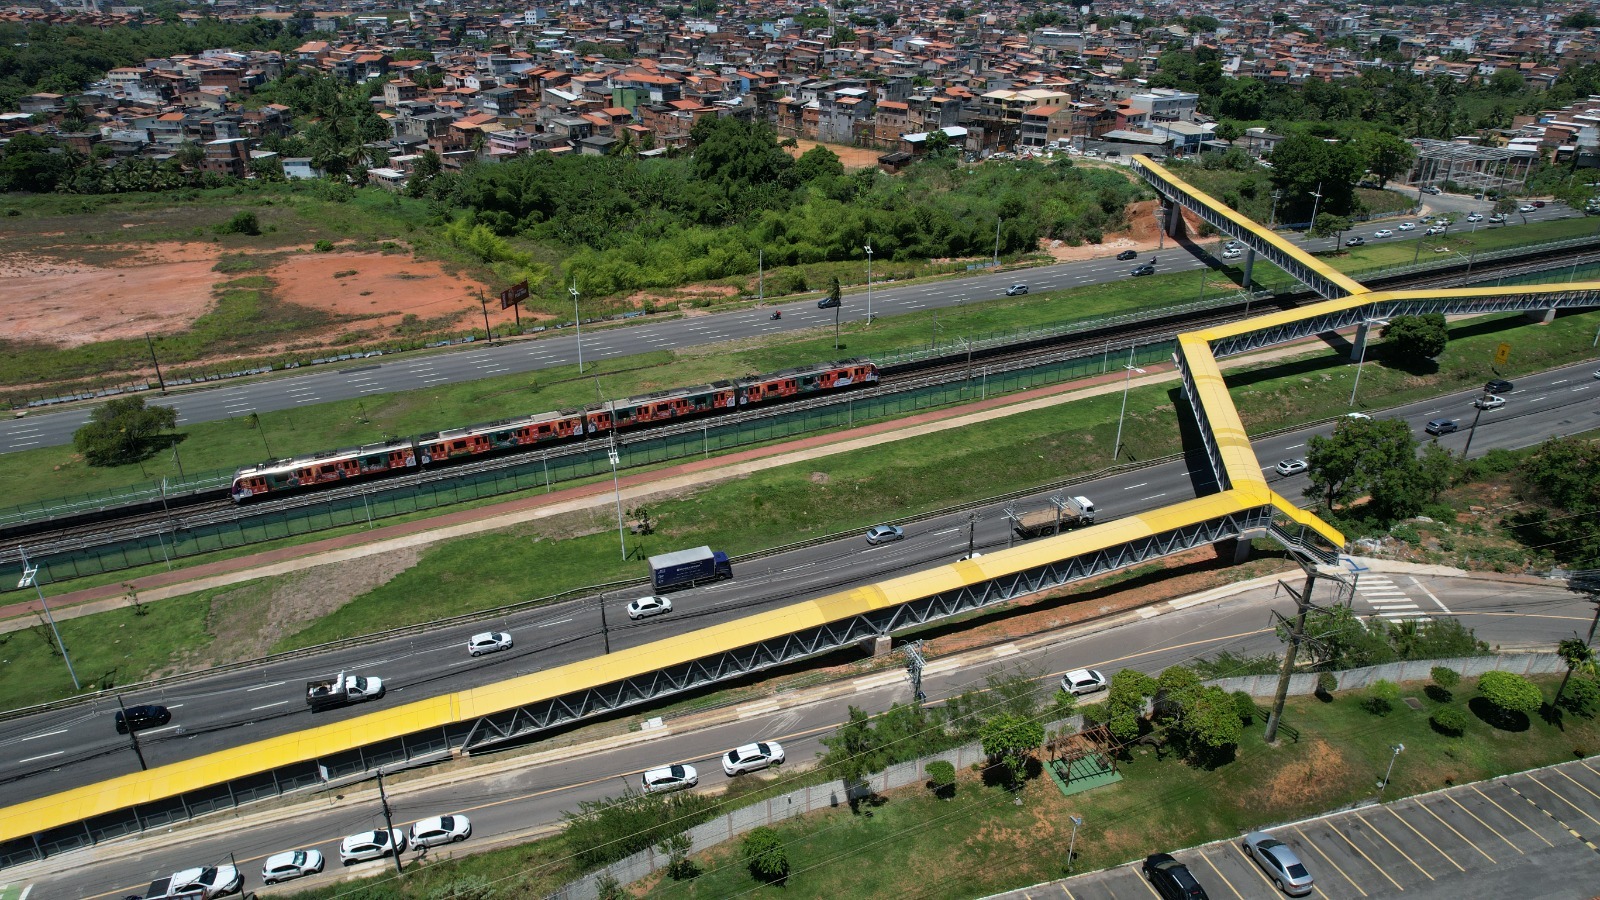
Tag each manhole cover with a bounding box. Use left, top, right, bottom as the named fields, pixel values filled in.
left=1403, top=697, right=1424, bottom=710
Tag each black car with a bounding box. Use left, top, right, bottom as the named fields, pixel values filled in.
left=816, top=296, right=842, bottom=309
left=1131, top=264, right=1156, bottom=277
left=1485, top=379, right=1513, bottom=394
left=114, top=704, right=171, bottom=734
left=1144, top=853, right=1211, bottom=900
left=1116, top=249, right=1139, bottom=260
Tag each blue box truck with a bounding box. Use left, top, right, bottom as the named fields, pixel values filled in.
left=649, top=546, right=732, bottom=591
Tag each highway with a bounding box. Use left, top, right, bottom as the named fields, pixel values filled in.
left=2, top=360, right=1595, bottom=807
left=14, top=568, right=1597, bottom=899
left=0, top=202, right=1581, bottom=457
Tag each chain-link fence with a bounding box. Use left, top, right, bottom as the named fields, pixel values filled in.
left=0, top=341, right=1176, bottom=591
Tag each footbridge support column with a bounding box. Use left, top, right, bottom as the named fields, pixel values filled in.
left=1220, top=529, right=1268, bottom=565
left=1242, top=251, right=1256, bottom=290
left=1162, top=201, right=1186, bottom=239
left=1349, top=319, right=1377, bottom=361
left=1524, top=307, right=1556, bottom=324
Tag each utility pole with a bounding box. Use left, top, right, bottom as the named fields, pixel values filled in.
left=1264, top=561, right=1330, bottom=744
left=569, top=279, right=583, bottom=374
left=864, top=243, right=873, bottom=324
left=376, top=770, right=404, bottom=877
left=1462, top=405, right=1485, bottom=458
left=966, top=513, right=977, bottom=558
left=993, top=217, right=1002, bottom=269
left=114, top=694, right=148, bottom=771
left=1268, top=190, right=1283, bottom=230
left=599, top=592, right=612, bottom=655
left=758, top=248, right=763, bottom=304
left=606, top=398, right=627, bottom=561
left=145, top=332, right=167, bottom=393
left=478, top=290, right=493, bottom=343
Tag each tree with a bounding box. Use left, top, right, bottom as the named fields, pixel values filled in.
left=1213, top=120, right=1242, bottom=145
left=1417, top=442, right=1456, bottom=502
left=1382, top=313, right=1449, bottom=364
left=819, top=705, right=878, bottom=783
left=827, top=276, right=843, bottom=308
left=1555, top=637, right=1598, bottom=706
left=794, top=144, right=844, bottom=182
left=1103, top=668, right=1156, bottom=743
left=1514, top=437, right=1600, bottom=565
left=1290, top=604, right=1396, bottom=670
left=1477, top=670, right=1543, bottom=724
left=1305, top=417, right=1420, bottom=516
left=742, top=827, right=789, bottom=884
left=924, top=128, right=951, bottom=159
left=72, top=397, right=179, bottom=467
left=979, top=712, right=1044, bottom=788
left=660, top=831, right=697, bottom=880
left=1153, top=665, right=1203, bottom=725
left=1183, top=686, right=1244, bottom=758
left=1355, top=131, right=1417, bottom=188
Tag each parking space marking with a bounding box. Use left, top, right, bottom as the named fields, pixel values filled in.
left=1554, top=765, right=1600, bottom=804
left=1381, top=807, right=1463, bottom=872
left=1229, top=843, right=1281, bottom=894
left=1195, top=852, right=1245, bottom=899
left=1524, top=773, right=1600, bottom=829
left=1445, top=794, right=1522, bottom=854
left=1471, top=785, right=1554, bottom=847
left=1326, top=823, right=1405, bottom=891
left=1291, top=825, right=1367, bottom=896
left=1363, top=807, right=1452, bottom=877
left=1417, top=800, right=1495, bottom=863
left=1508, top=777, right=1600, bottom=855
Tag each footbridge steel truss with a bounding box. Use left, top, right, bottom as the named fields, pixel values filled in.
left=4, top=155, right=1597, bottom=872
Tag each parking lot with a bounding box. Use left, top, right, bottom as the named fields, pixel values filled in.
left=991, top=757, right=1600, bottom=900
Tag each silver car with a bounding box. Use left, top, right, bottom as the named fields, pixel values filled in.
left=1242, top=831, right=1314, bottom=895
left=467, top=631, right=513, bottom=656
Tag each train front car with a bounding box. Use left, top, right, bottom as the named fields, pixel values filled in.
left=229, top=438, right=417, bottom=502
left=738, top=359, right=878, bottom=406
left=416, top=411, right=585, bottom=465
left=586, top=381, right=739, bottom=435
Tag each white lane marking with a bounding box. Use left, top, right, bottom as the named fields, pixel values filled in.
left=20, top=729, right=68, bottom=741
left=538, top=617, right=574, bottom=628
left=421, top=377, right=449, bottom=383
left=141, top=724, right=180, bottom=735
left=1124, top=482, right=1148, bottom=489
left=930, top=527, right=959, bottom=537
left=10, top=440, right=38, bottom=447
left=246, top=681, right=286, bottom=691
left=1139, top=493, right=1167, bottom=502
left=166, top=704, right=183, bottom=709
left=1551, top=379, right=1568, bottom=385
left=1284, top=443, right=1303, bottom=450
left=19, top=751, right=64, bottom=763
left=1411, top=577, right=1453, bottom=613
left=294, top=397, right=321, bottom=403
left=251, top=701, right=288, bottom=710
left=359, top=387, right=384, bottom=393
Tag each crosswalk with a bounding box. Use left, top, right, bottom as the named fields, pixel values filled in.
left=0, top=884, right=31, bottom=900
left=1354, top=573, right=1430, bottom=622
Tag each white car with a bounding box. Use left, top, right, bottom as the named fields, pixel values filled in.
left=168, top=865, right=242, bottom=899
left=262, top=849, right=324, bottom=885
left=1344, top=412, right=1372, bottom=421
left=1275, top=459, right=1309, bottom=476
left=1465, top=212, right=1483, bottom=222
left=1473, top=394, right=1505, bottom=410
left=467, top=631, right=513, bottom=656
left=1221, top=248, right=1242, bottom=260
left=1061, top=668, right=1110, bottom=696
left=1519, top=204, right=1536, bottom=212
left=339, top=828, right=406, bottom=865
left=627, top=595, right=673, bottom=620
left=1397, top=222, right=1416, bottom=231
left=1425, top=225, right=1446, bottom=235
left=641, top=763, right=698, bottom=793
left=723, top=741, right=786, bottom=776
left=410, top=814, right=472, bottom=848
left=1373, top=229, right=1394, bottom=238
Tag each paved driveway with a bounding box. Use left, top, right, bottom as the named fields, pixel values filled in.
left=989, top=757, right=1600, bottom=900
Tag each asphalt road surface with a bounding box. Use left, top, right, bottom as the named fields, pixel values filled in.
left=11, top=571, right=1596, bottom=900
left=0, top=202, right=1581, bottom=456
left=2, top=361, right=1595, bottom=806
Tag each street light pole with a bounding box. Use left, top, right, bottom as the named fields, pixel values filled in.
left=606, top=398, right=627, bottom=561
left=1309, top=181, right=1324, bottom=232
left=1067, top=814, right=1084, bottom=872
left=1378, top=742, right=1405, bottom=793
left=569, top=280, right=583, bottom=375
left=17, top=546, right=79, bottom=690
left=863, top=244, right=873, bottom=324
left=1348, top=318, right=1388, bottom=407
left=1113, top=348, right=1144, bottom=462
left=993, top=217, right=1002, bottom=268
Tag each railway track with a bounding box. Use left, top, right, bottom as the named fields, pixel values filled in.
left=6, top=243, right=1596, bottom=566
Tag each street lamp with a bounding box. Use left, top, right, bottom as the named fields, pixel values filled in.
left=17, top=547, right=79, bottom=691
left=863, top=244, right=873, bottom=324
left=1378, top=742, right=1405, bottom=793
left=993, top=217, right=1002, bottom=269
left=1113, top=347, right=1145, bottom=462
left=605, top=398, right=627, bottom=561
left=569, top=279, right=583, bottom=375
left=1067, top=814, right=1084, bottom=872
left=1348, top=318, right=1390, bottom=407
left=1308, top=181, right=1325, bottom=234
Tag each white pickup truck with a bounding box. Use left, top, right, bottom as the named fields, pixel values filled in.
left=305, top=672, right=385, bottom=711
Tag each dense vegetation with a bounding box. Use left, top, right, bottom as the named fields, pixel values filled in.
left=420, top=117, right=1149, bottom=299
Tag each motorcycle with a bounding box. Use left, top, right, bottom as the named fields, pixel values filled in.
left=770, top=311, right=782, bottom=320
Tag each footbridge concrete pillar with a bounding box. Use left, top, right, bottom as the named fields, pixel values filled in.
left=1349, top=319, right=1376, bottom=361
left=1242, top=251, right=1256, bottom=290
left=1162, top=201, right=1186, bottom=240
left=1524, top=307, right=1556, bottom=324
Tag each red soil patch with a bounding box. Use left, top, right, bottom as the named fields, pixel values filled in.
left=784, top=138, right=884, bottom=170
left=0, top=241, right=532, bottom=357
left=1040, top=198, right=1216, bottom=263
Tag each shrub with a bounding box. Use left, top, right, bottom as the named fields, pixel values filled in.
left=660, top=832, right=698, bottom=880
left=215, top=210, right=260, bottom=235
left=1559, top=677, right=1600, bottom=718
left=1430, top=706, right=1468, bottom=736
left=925, top=760, right=956, bottom=799
left=1316, top=671, right=1338, bottom=698
left=1363, top=679, right=1401, bottom=715
left=314, top=239, right=335, bottom=252
left=1232, top=690, right=1258, bottom=725
left=1477, top=670, right=1543, bottom=721
left=742, top=827, right=789, bottom=884
left=1431, top=666, right=1460, bottom=689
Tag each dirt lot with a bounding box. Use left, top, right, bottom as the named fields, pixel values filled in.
left=783, top=138, right=885, bottom=170
left=1039, top=198, right=1216, bottom=263
left=0, top=240, right=503, bottom=352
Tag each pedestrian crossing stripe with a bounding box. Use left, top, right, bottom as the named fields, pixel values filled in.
left=0, top=884, right=31, bottom=900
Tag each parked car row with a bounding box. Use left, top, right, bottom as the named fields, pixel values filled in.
left=1143, top=828, right=1314, bottom=898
